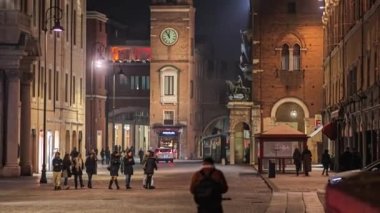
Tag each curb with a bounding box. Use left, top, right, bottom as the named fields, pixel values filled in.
left=252, top=165, right=279, bottom=192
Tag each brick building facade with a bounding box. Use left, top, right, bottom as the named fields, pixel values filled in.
left=322, top=0, right=380, bottom=170
left=251, top=0, right=324, bottom=163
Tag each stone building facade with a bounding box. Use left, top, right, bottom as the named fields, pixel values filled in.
left=251, top=0, right=324, bottom=163
left=149, top=0, right=201, bottom=159
left=322, top=0, right=380, bottom=169
left=0, top=0, right=86, bottom=177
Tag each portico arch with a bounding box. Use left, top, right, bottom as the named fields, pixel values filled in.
left=271, top=97, right=310, bottom=118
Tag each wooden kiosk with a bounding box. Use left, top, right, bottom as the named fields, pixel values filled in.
left=255, top=124, right=309, bottom=173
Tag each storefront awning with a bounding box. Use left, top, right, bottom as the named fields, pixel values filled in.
left=309, top=125, right=323, bottom=138
left=322, top=122, right=337, bottom=140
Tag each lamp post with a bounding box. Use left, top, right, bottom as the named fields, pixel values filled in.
left=89, top=42, right=105, bottom=155
left=106, top=63, right=123, bottom=152
left=112, top=67, right=116, bottom=150
left=39, top=4, right=63, bottom=184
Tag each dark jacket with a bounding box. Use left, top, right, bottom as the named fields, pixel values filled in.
left=52, top=158, right=63, bottom=172
left=339, top=151, right=353, bottom=171
left=321, top=153, right=331, bottom=167
left=144, top=157, right=157, bottom=175
left=110, top=154, right=121, bottom=176
left=123, top=155, right=135, bottom=175
left=190, top=166, right=228, bottom=212
left=62, top=158, right=72, bottom=175
left=72, top=157, right=84, bottom=175
left=85, top=156, right=97, bottom=174
left=293, top=149, right=302, bottom=165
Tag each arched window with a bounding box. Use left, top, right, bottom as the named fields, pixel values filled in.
left=281, top=44, right=289, bottom=70
left=293, top=44, right=301, bottom=70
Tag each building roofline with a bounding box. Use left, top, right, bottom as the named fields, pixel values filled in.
left=87, top=11, right=108, bottom=22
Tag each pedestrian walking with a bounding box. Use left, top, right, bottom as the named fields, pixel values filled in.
left=52, top=151, right=63, bottom=190
left=321, top=149, right=331, bottom=176
left=142, top=149, right=155, bottom=188
left=70, top=147, right=79, bottom=159
left=100, top=148, right=105, bottom=165
left=339, top=147, right=352, bottom=171
left=105, top=147, right=111, bottom=165
left=108, top=151, right=121, bottom=190
left=62, top=153, right=72, bottom=190
left=143, top=150, right=157, bottom=189
left=190, top=157, right=228, bottom=213
left=138, top=148, right=144, bottom=164
left=85, top=152, right=97, bottom=188
left=302, top=145, right=312, bottom=176
left=120, top=151, right=125, bottom=173
left=72, top=153, right=84, bottom=189
left=123, top=150, right=135, bottom=189
left=351, top=148, right=362, bottom=170
left=292, top=148, right=302, bottom=176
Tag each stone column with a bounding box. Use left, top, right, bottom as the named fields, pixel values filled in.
left=20, top=71, right=33, bottom=176
left=229, top=131, right=235, bottom=165
left=2, top=70, right=21, bottom=177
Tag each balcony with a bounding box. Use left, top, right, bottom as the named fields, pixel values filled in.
left=278, top=69, right=304, bottom=88
left=0, top=10, right=31, bottom=44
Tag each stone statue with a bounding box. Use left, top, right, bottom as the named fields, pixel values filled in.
left=225, top=75, right=250, bottom=101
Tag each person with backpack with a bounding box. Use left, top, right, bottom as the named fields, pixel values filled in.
left=190, top=157, right=228, bottom=213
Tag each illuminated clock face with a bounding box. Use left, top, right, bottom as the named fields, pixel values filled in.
left=160, top=28, right=179, bottom=46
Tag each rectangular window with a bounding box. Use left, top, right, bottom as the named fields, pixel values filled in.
left=348, top=67, right=357, bottom=96
left=99, top=22, right=102, bottom=32
left=190, top=80, right=194, bottom=98
left=147, top=76, right=150, bottom=90
left=135, top=76, right=140, bottom=90
left=48, top=69, right=52, bottom=100
left=191, top=38, right=194, bottom=56
left=72, top=76, right=76, bottom=104
left=55, top=71, right=59, bottom=101
left=65, top=73, right=68, bottom=102
left=73, top=10, right=77, bottom=45
left=33, top=0, right=37, bottom=26
left=32, top=65, right=36, bottom=97
left=41, top=67, right=44, bottom=98
left=164, top=76, right=174, bottom=95
left=20, top=0, right=27, bottom=13
left=80, top=78, right=82, bottom=105
left=142, top=76, right=146, bottom=90
left=66, top=4, right=69, bottom=40
left=367, top=56, right=371, bottom=88
left=163, top=111, right=174, bottom=125
left=130, top=75, right=135, bottom=90
left=80, top=14, right=83, bottom=48
left=120, top=75, right=128, bottom=85
left=288, top=2, right=296, bottom=14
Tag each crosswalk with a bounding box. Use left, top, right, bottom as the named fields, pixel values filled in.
left=266, top=192, right=324, bottom=213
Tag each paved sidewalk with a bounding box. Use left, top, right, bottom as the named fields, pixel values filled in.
left=257, top=165, right=332, bottom=213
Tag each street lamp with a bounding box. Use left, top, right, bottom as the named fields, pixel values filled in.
left=40, top=5, right=63, bottom=184
left=105, top=63, right=123, bottom=152
left=89, top=42, right=105, bottom=155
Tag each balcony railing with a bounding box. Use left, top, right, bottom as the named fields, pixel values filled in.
left=0, top=10, right=31, bottom=44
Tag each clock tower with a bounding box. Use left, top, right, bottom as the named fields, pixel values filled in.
left=149, top=0, right=198, bottom=159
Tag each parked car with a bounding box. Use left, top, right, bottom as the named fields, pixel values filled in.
left=328, top=159, right=380, bottom=185
left=155, top=147, right=174, bottom=163
left=326, top=171, right=380, bottom=212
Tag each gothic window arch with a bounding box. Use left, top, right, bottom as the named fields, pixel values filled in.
left=281, top=44, right=290, bottom=70
left=160, top=66, right=179, bottom=104
left=293, top=44, right=301, bottom=71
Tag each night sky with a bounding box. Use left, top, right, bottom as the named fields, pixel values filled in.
left=87, top=0, right=250, bottom=60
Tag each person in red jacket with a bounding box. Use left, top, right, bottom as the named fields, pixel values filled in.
left=190, top=157, right=228, bottom=213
